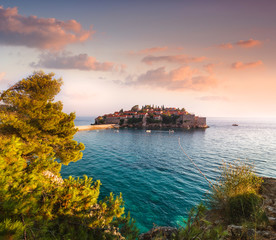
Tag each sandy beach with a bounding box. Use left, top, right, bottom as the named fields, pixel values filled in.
left=76, top=124, right=116, bottom=131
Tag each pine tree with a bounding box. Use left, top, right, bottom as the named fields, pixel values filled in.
left=0, top=71, right=84, bottom=165
left=130, top=105, right=139, bottom=112
left=0, top=72, right=139, bottom=240
left=0, top=136, right=127, bottom=239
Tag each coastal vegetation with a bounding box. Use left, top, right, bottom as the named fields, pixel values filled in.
left=209, top=161, right=265, bottom=225
left=0, top=72, right=139, bottom=240
left=140, top=161, right=274, bottom=240
left=177, top=161, right=267, bottom=240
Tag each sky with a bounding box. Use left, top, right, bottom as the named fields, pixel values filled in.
left=0, top=0, right=276, bottom=118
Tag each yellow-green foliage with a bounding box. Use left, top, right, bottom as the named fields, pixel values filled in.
left=175, top=203, right=228, bottom=240
left=0, top=136, right=126, bottom=239
left=0, top=71, right=85, bottom=165
left=211, top=161, right=264, bottom=223
left=217, top=161, right=262, bottom=197
left=0, top=72, right=139, bottom=239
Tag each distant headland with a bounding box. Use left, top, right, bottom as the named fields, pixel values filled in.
left=94, top=105, right=208, bottom=129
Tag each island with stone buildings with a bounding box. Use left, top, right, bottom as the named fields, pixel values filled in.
left=94, top=105, right=208, bottom=129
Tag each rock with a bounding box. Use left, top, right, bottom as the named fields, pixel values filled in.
left=227, top=225, right=258, bottom=239
left=267, top=206, right=276, bottom=215
left=139, top=227, right=178, bottom=240
left=247, top=228, right=255, bottom=238
left=268, top=217, right=276, bottom=226
left=257, top=230, right=276, bottom=239
left=227, top=225, right=243, bottom=237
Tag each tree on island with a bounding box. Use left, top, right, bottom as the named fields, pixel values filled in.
left=130, top=105, right=139, bottom=112
left=0, top=71, right=138, bottom=239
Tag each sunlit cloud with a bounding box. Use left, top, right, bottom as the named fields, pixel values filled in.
left=218, top=43, right=233, bottom=49
left=232, top=60, right=263, bottom=70
left=198, top=96, right=229, bottom=101
left=142, top=55, right=206, bottom=65
left=116, top=66, right=216, bottom=91
left=218, top=39, right=262, bottom=49
left=204, top=64, right=215, bottom=74
left=0, top=6, right=93, bottom=50
left=129, top=46, right=168, bottom=55
left=0, top=72, right=5, bottom=81
left=31, top=52, right=114, bottom=71
left=235, top=39, right=262, bottom=48
left=113, top=63, right=127, bottom=73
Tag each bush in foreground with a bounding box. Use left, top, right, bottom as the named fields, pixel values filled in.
left=173, top=161, right=268, bottom=240
left=210, top=161, right=265, bottom=225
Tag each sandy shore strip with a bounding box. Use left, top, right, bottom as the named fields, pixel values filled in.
left=76, top=124, right=117, bottom=131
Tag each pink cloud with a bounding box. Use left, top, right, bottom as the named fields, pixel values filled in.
left=235, top=39, right=261, bottom=48
left=0, top=6, right=93, bottom=50
left=31, top=52, right=114, bottom=71
left=204, top=64, right=215, bottom=74
left=218, top=43, right=233, bottom=49
left=118, top=66, right=216, bottom=91
left=232, top=60, right=263, bottom=70
left=129, top=46, right=168, bottom=55
left=142, top=55, right=206, bottom=65
left=113, top=63, right=127, bottom=73
left=0, top=72, right=5, bottom=81
left=218, top=39, right=262, bottom=49
left=198, top=96, right=229, bottom=101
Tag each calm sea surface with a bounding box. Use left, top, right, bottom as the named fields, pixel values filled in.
left=61, top=117, right=276, bottom=233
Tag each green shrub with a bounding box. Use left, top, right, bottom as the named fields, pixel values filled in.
left=146, top=117, right=161, bottom=124
left=227, top=192, right=262, bottom=223
left=210, top=161, right=265, bottom=225
left=120, top=119, right=125, bottom=125
left=211, top=162, right=262, bottom=207
left=175, top=203, right=228, bottom=240
left=127, top=117, right=142, bottom=124
left=162, top=115, right=179, bottom=124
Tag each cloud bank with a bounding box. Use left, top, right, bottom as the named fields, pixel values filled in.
left=219, top=43, right=233, bottom=49
left=129, top=46, right=168, bottom=55
left=232, top=60, right=263, bottom=70
left=0, top=72, right=5, bottom=81
left=218, top=39, right=262, bottom=49
left=31, top=52, right=114, bottom=71
left=198, top=96, right=229, bottom=101
left=142, top=55, right=206, bottom=65
left=117, top=66, right=216, bottom=91
left=235, top=39, right=261, bottom=48
left=0, top=6, right=93, bottom=50
left=204, top=64, right=215, bottom=74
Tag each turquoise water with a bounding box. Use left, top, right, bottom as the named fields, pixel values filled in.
left=62, top=117, right=276, bottom=233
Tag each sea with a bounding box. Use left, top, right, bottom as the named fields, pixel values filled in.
left=61, top=117, right=276, bottom=233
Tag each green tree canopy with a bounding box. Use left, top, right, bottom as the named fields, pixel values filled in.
left=0, top=71, right=84, bottom=165
left=130, top=105, right=139, bottom=112
left=0, top=72, right=139, bottom=239
left=0, top=136, right=128, bottom=239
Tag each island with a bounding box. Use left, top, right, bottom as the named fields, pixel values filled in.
left=94, top=105, right=208, bottom=129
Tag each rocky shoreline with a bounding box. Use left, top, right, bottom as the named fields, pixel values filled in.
left=139, top=177, right=276, bottom=240
left=119, top=123, right=209, bottom=129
